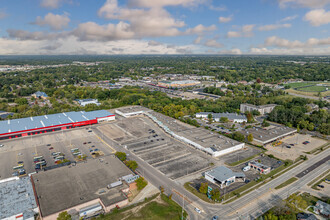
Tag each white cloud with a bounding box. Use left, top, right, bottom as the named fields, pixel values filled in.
left=127, top=0, right=207, bottom=8
left=97, top=0, right=215, bottom=39
left=278, top=0, right=330, bottom=8
left=218, top=48, right=242, bottom=55
left=7, top=29, right=67, bottom=40
left=258, top=23, right=291, bottom=31
left=209, top=5, right=226, bottom=11
left=0, top=36, right=197, bottom=55
left=40, top=0, right=64, bottom=9
left=304, top=9, right=330, bottom=26
left=193, top=36, right=202, bottom=44
left=249, top=46, right=330, bottom=55
left=33, top=13, right=70, bottom=30
left=226, top=31, right=241, bottom=38
left=98, top=0, right=185, bottom=37
left=264, top=36, right=330, bottom=48
left=72, top=21, right=135, bottom=41
left=185, top=24, right=216, bottom=35
left=226, top=24, right=255, bottom=38
left=148, top=40, right=163, bottom=46
left=280, top=15, right=298, bottom=22
left=203, top=39, right=223, bottom=48
left=219, top=15, right=232, bottom=23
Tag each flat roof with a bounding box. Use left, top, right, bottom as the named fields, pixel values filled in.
left=241, top=103, right=277, bottom=109
left=241, top=126, right=297, bottom=144
left=196, top=112, right=247, bottom=120
left=0, top=177, right=37, bottom=219
left=178, top=127, right=243, bottom=151
left=206, top=166, right=245, bottom=182
left=0, top=110, right=114, bottom=135
left=32, top=155, right=133, bottom=217
left=115, top=106, right=151, bottom=114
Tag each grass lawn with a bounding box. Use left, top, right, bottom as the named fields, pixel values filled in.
left=287, top=82, right=317, bottom=88
left=100, top=194, right=187, bottom=220
left=184, top=182, right=215, bottom=203
left=297, top=86, right=327, bottom=92
left=300, top=192, right=320, bottom=209
left=275, top=177, right=298, bottom=189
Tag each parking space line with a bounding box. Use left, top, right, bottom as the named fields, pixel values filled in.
left=94, top=133, right=116, bottom=153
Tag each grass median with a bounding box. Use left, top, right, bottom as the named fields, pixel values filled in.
left=275, top=177, right=298, bottom=189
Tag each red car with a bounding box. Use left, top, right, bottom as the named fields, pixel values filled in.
left=49, top=147, right=54, bottom=150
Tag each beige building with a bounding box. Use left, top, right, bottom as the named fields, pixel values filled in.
left=240, top=103, right=277, bottom=115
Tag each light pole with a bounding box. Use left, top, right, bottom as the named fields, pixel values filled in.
left=181, top=193, right=185, bottom=220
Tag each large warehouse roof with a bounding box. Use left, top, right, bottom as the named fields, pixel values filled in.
left=0, top=110, right=113, bottom=134
left=32, top=155, right=132, bottom=217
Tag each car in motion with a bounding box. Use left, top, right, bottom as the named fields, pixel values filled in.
left=194, top=207, right=201, bottom=214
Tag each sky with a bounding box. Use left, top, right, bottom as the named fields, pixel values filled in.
left=0, top=0, right=329, bottom=55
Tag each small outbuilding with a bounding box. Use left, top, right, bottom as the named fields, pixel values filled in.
left=205, top=166, right=245, bottom=188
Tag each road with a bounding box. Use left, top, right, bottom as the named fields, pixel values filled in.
left=93, top=125, right=330, bottom=220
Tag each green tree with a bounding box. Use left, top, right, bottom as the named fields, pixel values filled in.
left=247, top=133, right=253, bottom=142
left=115, top=151, right=127, bottom=161
left=135, top=177, right=148, bottom=190
left=199, top=182, right=208, bottom=194
left=210, top=188, right=221, bottom=201
left=126, top=160, right=138, bottom=171
left=220, top=117, right=229, bottom=123
left=57, top=211, right=71, bottom=220
left=231, top=132, right=245, bottom=142
left=207, top=113, right=213, bottom=124
left=262, top=119, right=270, bottom=127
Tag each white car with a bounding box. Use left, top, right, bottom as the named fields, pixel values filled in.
left=194, top=207, right=201, bottom=214
left=0, top=144, right=4, bottom=147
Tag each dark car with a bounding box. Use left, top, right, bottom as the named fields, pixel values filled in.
left=290, top=144, right=294, bottom=146
left=49, top=147, right=54, bottom=150
left=12, top=171, right=19, bottom=176
left=47, top=144, right=51, bottom=146
left=88, top=130, right=92, bottom=132
left=317, top=185, right=324, bottom=188
left=88, top=142, right=91, bottom=144
left=212, top=216, right=219, bottom=220
left=286, top=145, right=291, bottom=148
left=83, top=142, right=87, bottom=144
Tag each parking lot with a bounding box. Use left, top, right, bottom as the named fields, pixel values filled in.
left=0, top=128, right=112, bottom=179
left=265, top=133, right=328, bottom=160
left=222, top=146, right=263, bottom=165
left=98, top=116, right=215, bottom=180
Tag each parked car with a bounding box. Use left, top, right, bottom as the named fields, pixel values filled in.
left=17, top=161, right=24, bottom=166
left=289, top=144, right=294, bottom=146
left=47, top=144, right=51, bottom=146
left=49, top=147, right=54, bottom=150
left=212, top=216, right=219, bottom=220
left=12, top=171, right=19, bottom=176
left=88, top=142, right=91, bottom=144
left=317, top=185, right=324, bottom=188
left=88, top=130, right=92, bottom=132
left=0, top=144, right=4, bottom=147
left=286, top=145, right=291, bottom=148
left=83, top=142, right=87, bottom=144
